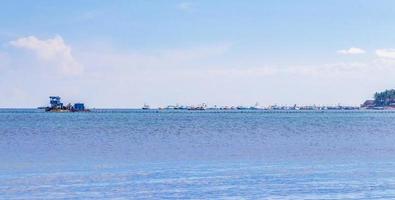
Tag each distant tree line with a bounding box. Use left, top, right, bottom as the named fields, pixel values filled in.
left=374, top=89, right=395, bottom=106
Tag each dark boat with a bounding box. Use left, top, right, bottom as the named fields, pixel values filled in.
left=42, top=96, right=90, bottom=112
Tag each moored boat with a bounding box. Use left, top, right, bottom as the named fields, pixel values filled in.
left=41, top=96, right=90, bottom=112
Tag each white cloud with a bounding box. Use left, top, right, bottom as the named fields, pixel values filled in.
left=177, top=2, right=193, bottom=12
left=10, top=35, right=83, bottom=75
left=375, top=49, right=395, bottom=59
left=337, top=47, right=366, bottom=55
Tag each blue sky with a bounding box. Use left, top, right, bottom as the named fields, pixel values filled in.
left=1, top=1, right=395, bottom=107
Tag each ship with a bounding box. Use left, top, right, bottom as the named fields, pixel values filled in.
left=40, top=96, right=90, bottom=112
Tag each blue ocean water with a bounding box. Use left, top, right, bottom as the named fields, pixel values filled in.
left=1, top=109, right=395, bottom=199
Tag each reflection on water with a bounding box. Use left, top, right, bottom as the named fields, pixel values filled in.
left=1, top=109, right=395, bottom=199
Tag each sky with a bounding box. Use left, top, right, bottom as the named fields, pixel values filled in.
left=1, top=0, right=395, bottom=108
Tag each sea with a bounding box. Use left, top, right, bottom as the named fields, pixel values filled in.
left=1, top=109, right=395, bottom=199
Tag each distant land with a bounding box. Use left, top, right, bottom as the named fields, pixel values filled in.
left=361, top=89, right=395, bottom=110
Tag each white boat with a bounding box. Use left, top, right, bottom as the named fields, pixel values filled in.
left=142, top=104, right=150, bottom=110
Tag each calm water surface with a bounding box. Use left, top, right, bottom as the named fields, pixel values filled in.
left=1, top=109, right=395, bottom=199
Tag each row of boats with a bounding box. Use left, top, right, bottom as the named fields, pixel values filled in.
left=143, top=103, right=210, bottom=110
left=142, top=103, right=361, bottom=111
